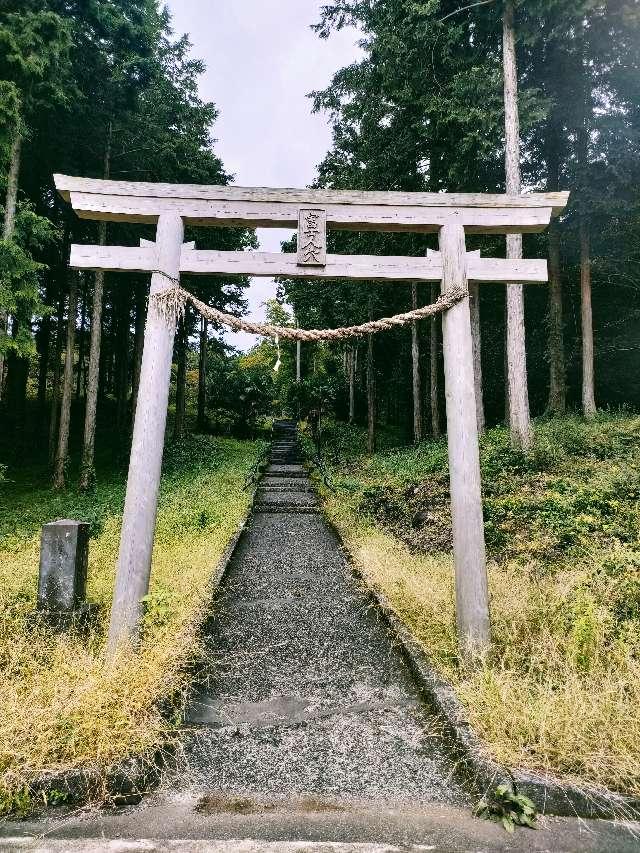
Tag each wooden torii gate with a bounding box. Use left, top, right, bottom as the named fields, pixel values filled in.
left=55, top=175, right=568, bottom=657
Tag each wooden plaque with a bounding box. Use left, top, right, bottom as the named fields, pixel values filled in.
left=297, top=208, right=327, bottom=267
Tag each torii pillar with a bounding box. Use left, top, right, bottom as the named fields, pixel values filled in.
left=439, top=226, right=490, bottom=652
left=107, top=214, right=184, bottom=654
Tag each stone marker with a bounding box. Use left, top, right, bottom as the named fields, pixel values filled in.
left=37, top=520, right=93, bottom=626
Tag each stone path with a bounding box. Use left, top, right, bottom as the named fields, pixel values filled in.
left=4, top=423, right=640, bottom=851
left=180, top=420, right=469, bottom=807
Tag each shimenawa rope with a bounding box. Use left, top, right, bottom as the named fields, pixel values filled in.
left=150, top=273, right=466, bottom=342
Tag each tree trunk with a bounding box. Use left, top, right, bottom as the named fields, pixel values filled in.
left=102, top=325, right=112, bottom=397
left=48, top=295, right=65, bottom=466
left=366, top=330, right=376, bottom=455
left=348, top=344, right=356, bottom=424
left=411, top=283, right=423, bottom=443
left=547, top=221, right=566, bottom=413
left=580, top=221, right=596, bottom=418
left=115, top=287, right=130, bottom=437
left=544, top=109, right=566, bottom=415
left=37, top=314, right=51, bottom=411
left=197, top=315, right=207, bottom=431
left=131, top=280, right=146, bottom=428
left=576, top=41, right=596, bottom=420
left=76, top=281, right=87, bottom=400
left=3, top=129, right=22, bottom=240
left=430, top=283, right=441, bottom=439
left=0, top=128, right=23, bottom=401
left=469, top=282, right=485, bottom=434
left=80, top=126, right=112, bottom=490
left=79, top=237, right=106, bottom=489
left=53, top=272, right=79, bottom=489
left=173, top=311, right=187, bottom=441
left=5, top=334, right=29, bottom=440
left=503, top=0, right=532, bottom=450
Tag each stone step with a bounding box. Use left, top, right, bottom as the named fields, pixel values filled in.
left=261, top=478, right=310, bottom=491
left=254, top=505, right=319, bottom=515
left=265, top=465, right=307, bottom=478
left=259, top=484, right=310, bottom=494
left=255, top=491, right=318, bottom=508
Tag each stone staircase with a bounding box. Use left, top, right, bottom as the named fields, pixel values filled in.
left=254, top=420, right=319, bottom=515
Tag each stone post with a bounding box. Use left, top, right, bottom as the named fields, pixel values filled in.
left=37, top=520, right=91, bottom=624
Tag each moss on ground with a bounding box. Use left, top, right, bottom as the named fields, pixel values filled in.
left=313, top=414, right=640, bottom=796
left=0, top=435, right=262, bottom=814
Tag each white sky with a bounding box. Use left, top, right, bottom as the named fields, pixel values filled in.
left=164, top=0, right=362, bottom=350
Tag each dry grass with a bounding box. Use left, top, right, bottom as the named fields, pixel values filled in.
left=324, top=478, right=640, bottom=797
left=0, top=436, right=258, bottom=810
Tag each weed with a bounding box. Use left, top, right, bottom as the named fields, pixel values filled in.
left=0, top=784, right=31, bottom=820
left=43, top=788, right=69, bottom=807
left=475, top=784, right=537, bottom=833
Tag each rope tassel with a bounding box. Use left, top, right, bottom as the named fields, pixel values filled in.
left=154, top=283, right=188, bottom=326
left=273, top=335, right=282, bottom=373
left=151, top=283, right=466, bottom=341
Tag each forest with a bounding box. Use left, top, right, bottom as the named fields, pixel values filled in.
left=1, top=1, right=639, bottom=461
left=1, top=0, right=640, bottom=824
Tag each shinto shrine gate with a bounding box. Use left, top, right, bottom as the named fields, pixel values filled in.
left=55, top=174, right=568, bottom=657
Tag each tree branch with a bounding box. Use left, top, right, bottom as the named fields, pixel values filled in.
left=439, top=0, right=498, bottom=24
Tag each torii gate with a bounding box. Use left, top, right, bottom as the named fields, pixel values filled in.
left=55, top=175, right=568, bottom=658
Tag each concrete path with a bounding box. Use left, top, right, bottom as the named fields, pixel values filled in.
left=3, top=423, right=640, bottom=851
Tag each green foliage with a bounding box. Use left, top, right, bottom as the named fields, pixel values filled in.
left=201, top=343, right=277, bottom=437
left=278, top=0, right=640, bottom=423
left=287, top=372, right=342, bottom=424
left=0, top=8, right=73, bottom=116
left=0, top=239, right=46, bottom=357
left=0, top=80, right=19, bottom=159
left=319, top=412, right=640, bottom=573
left=475, top=785, right=537, bottom=833
left=42, top=788, right=69, bottom=807
left=141, top=587, right=174, bottom=631
left=0, top=783, right=31, bottom=820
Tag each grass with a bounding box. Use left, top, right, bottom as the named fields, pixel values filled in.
left=313, top=413, right=640, bottom=797
left=0, top=433, right=262, bottom=815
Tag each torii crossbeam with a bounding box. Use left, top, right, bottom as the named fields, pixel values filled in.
left=55, top=174, right=568, bottom=658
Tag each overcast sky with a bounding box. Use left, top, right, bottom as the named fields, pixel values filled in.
left=164, top=1, right=362, bottom=349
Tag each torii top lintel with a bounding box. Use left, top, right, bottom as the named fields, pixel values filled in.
left=55, top=175, right=569, bottom=284
left=55, top=174, right=568, bottom=235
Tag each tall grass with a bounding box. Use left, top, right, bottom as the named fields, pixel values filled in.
left=0, top=435, right=260, bottom=811
left=320, top=414, right=640, bottom=796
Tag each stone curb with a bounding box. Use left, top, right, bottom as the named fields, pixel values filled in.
left=319, top=498, right=640, bottom=821
left=0, top=841, right=438, bottom=852
left=20, top=491, right=258, bottom=814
